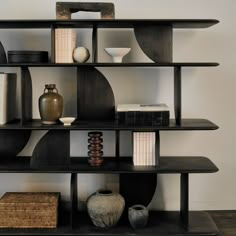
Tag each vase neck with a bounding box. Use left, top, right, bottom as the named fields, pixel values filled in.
left=96, top=190, right=113, bottom=196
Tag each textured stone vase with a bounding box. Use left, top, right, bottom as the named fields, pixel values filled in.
left=87, top=189, right=125, bottom=228
left=128, top=205, right=149, bottom=229
left=39, top=84, right=63, bottom=124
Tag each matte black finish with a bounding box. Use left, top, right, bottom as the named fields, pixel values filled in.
left=120, top=173, right=157, bottom=208
left=70, top=173, right=77, bottom=229
left=0, top=41, right=7, bottom=63
left=77, top=67, right=115, bottom=120
left=31, top=130, right=70, bottom=168
left=134, top=25, right=172, bottom=62
left=8, top=51, right=48, bottom=63
left=0, top=156, right=219, bottom=174
left=180, top=173, right=189, bottom=229
left=0, top=19, right=219, bottom=29
left=16, top=118, right=219, bottom=130
left=0, top=130, right=31, bottom=157
left=115, top=130, right=120, bottom=160
left=0, top=210, right=218, bottom=235
left=21, top=66, right=32, bottom=124
left=51, top=25, right=55, bottom=63
left=174, top=66, right=182, bottom=125
left=92, top=26, right=97, bottom=63
left=155, top=131, right=160, bottom=165
left=0, top=62, right=219, bottom=67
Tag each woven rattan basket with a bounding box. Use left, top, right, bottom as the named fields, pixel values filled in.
left=0, top=192, right=60, bottom=228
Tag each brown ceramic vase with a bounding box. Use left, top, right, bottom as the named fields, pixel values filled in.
left=39, top=84, right=63, bottom=124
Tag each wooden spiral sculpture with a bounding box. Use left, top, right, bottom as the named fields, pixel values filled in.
left=88, top=132, right=103, bottom=166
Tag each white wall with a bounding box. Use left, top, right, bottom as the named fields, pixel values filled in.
left=0, top=0, right=235, bottom=210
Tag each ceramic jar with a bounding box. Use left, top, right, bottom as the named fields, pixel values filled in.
left=128, top=205, right=149, bottom=229
left=87, top=189, right=125, bottom=228
left=38, top=84, right=63, bottom=124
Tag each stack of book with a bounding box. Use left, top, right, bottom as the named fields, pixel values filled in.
left=55, top=28, right=76, bottom=63
left=0, top=73, right=16, bottom=125
left=133, top=132, right=157, bottom=166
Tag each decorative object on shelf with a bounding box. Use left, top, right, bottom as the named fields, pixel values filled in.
left=7, top=50, right=48, bottom=63
left=0, top=130, right=31, bottom=157
left=56, top=2, right=115, bottom=20
left=59, top=117, right=75, bottom=126
left=73, top=47, right=90, bottom=63
left=104, top=48, right=131, bottom=63
left=128, top=205, right=149, bottom=229
left=116, top=103, right=169, bottom=126
left=87, top=189, right=125, bottom=228
left=0, top=73, right=16, bottom=125
left=55, top=28, right=76, bottom=63
left=0, top=41, right=7, bottom=63
left=133, top=132, right=156, bottom=166
left=77, top=67, right=115, bottom=121
left=31, top=130, right=70, bottom=168
left=88, top=131, right=103, bottom=166
left=38, top=84, right=63, bottom=125
left=0, top=192, right=60, bottom=228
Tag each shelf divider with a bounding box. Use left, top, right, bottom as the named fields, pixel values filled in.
left=51, top=25, right=55, bottom=63
left=180, top=173, right=189, bottom=229
left=92, top=26, right=98, bottom=63
left=174, top=66, right=182, bottom=126
left=70, top=173, right=77, bottom=229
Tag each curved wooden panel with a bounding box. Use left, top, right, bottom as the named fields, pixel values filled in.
left=120, top=173, right=157, bottom=208
left=0, top=41, right=7, bottom=63
left=77, top=67, right=115, bottom=120
left=0, top=130, right=31, bottom=157
left=31, top=130, right=70, bottom=168
left=134, top=25, right=173, bottom=62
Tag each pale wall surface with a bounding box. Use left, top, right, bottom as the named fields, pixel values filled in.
left=0, top=0, right=234, bottom=210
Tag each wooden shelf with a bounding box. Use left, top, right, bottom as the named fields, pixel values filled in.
left=0, top=211, right=218, bottom=236
left=0, top=19, right=219, bottom=29
left=0, top=62, right=219, bottom=67
left=0, top=156, right=218, bottom=174
left=0, top=119, right=218, bottom=131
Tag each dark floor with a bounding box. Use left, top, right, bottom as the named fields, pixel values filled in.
left=208, top=211, right=236, bottom=236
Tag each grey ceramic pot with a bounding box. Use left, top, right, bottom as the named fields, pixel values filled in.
left=87, top=189, right=125, bottom=228
left=39, top=84, right=63, bottom=124
left=128, top=205, right=149, bottom=229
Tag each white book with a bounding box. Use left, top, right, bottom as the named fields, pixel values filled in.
left=0, top=73, right=16, bottom=125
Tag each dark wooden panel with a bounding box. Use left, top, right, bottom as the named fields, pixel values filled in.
left=120, top=173, right=157, bottom=208
left=0, top=156, right=219, bottom=174
left=92, top=27, right=97, bottom=63
left=77, top=67, right=115, bottom=120
left=0, top=41, right=7, bottom=63
left=17, top=119, right=218, bottom=131
left=70, top=173, right=77, bottom=229
left=134, top=25, right=172, bottom=62
left=0, top=19, right=219, bottom=29
left=0, top=130, right=31, bottom=157
left=0, top=62, right=219, bottom=67
left=21, top=66, right=32, bottom=124
left=180, top=173, right=189, bottom=229
left=174, top=66, right=182, bottom=125
left=31, top=130, right=70, bottom=168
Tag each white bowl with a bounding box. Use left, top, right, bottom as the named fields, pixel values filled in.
left=104, top=48, right=131, bottom=63
left=59, top=117, right=76, bottom=126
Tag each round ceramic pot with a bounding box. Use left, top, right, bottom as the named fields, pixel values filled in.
left=128, top=205, right=149, bottom=229
left=87, top=189, right=125, bottom=228
left=39, top=84, right=63, bottom=124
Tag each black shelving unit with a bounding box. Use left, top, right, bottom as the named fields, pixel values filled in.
left=0, top=19, right=219, bottom=235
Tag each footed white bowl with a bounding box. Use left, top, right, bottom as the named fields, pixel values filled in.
left=59, top=117, right=75, bottom=126
left=104, top=48, right=131, bottom=63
